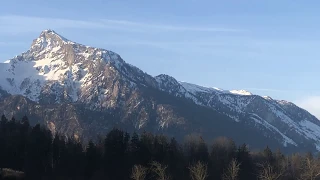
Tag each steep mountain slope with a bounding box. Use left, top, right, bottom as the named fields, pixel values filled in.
left=0, top=30, right=319, bottom=152
left=156, top=74, right=320, bottom=151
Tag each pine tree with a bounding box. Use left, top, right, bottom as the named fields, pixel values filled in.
left=1, top=114, right=8, bottom=124
left=21, top=115, right=30, bottom=127
left=262, top=146, right=274, bottom=164
left=130, top=132, right=141, bottom=166
left=85, top=140, right=100, bottom=178
left=236, top=144, right=254, bottom=180
left=104, top=129, right=129, bottom=180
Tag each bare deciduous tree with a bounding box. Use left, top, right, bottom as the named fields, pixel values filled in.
left=299, top=156, right=320, bottom=180
left=257, top=162, right=283, bottom=180
left=150, top=161, right=171, bottom=180
left=222, top=159, right=241, bottom=180
left=188, top=161, right=208, bottom=180
left=285, top=153, right=303, bottom=179
left=0, top=168, right=25, bottom=180
left=131, top=165, right=148, bottom=180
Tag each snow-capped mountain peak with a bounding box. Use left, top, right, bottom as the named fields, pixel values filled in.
left=0, top=30, right=157, bottom=106
left=0, top=30, right=124, bottom=103
left=38, top=29, right=70, bottom=43
left=30, top=29, right=72, bottom=54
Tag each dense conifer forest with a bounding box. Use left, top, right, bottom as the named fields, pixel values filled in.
left=0, top=115, right=319, bottom=180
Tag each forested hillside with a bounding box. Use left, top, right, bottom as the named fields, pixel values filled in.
left=0, top=116, right=319, bottom=180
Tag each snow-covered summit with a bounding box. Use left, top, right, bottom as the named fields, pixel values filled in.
left=30, top=29, right=72, bottom=55
left=40, top=29, right=70, bottom=41
left=0, top=30, right=145, bottom=104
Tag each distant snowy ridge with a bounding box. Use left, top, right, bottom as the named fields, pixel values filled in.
left=154, top=69, right=320, bottom=149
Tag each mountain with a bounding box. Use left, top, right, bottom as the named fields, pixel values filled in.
left=0, top=30, right=319, bottom=152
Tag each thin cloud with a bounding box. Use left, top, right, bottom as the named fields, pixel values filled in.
left=244, top=88, right=291, bottom=93
left=296, top=96, right=320, bottom=119
left=243, top=88, right=320, bottom=119
left=102, top=19, right=244, bottom=32
left=0, top=15, right=243, bottom=34
left=0, top=41, right=27, bottom=46
left=0, top=15, right=109, bottom=33
left=245, top=88, right=320, bottom=94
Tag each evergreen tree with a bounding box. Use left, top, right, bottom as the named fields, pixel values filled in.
left=210, top=137, right=236, bottom=180
left=1, top=114, right=8, bottom=124
left=236, top=144, right=254, bottom=180
left=21, top=115, right=30, bottom=127
left=130, top=132, right=141, bottom=165
left=166, top=138, right=187, bottom=180
left=1, top=115, right=319, bottom=180
left=262, top=146, right=274, bottom=164
left=139, top=131, right=154, bottom=165
left=85, top=140, right=100, bottom=178
left=24, top=124, right=52, bottom=179
left=104, top=128, right=129, bottom=180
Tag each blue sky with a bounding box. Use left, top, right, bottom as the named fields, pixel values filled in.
left=0, top=0, right=319, bottom=117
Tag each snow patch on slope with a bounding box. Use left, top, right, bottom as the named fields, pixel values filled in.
left=179, top=82, right=253, bottom=96
left=265, top=101, right=320, bottom=149
left=299, top=120, right=320, bottom=150
left=179, top=82, right=220, bottom=94
left=250, top=113, right=297, bottom=147
left=230, top=90, right=252, bottom=96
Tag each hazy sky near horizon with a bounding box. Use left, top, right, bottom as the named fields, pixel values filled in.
left=0, top=0, right=319, bottom=118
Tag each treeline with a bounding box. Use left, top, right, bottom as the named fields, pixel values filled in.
left=0, top=115, right=320, bottom=180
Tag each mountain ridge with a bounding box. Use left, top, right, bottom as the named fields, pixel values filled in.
left=0, top=30, right=319, bottom=152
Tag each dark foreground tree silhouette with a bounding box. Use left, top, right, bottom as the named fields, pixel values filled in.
left=0, top=115, right=319, bottom=180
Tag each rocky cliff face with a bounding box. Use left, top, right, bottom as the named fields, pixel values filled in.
left=0, top=30, right=319, bottom=152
